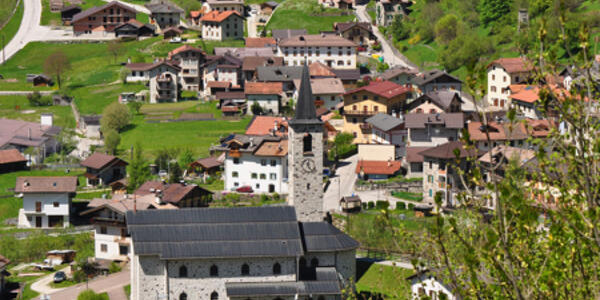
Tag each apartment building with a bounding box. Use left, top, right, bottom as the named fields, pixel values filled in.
left=277, top=34, right=357, bottom=70
left=487, top=57, right=533, bottom=109
left=200, top=11, right=244, bottom=41
left=168, top=45, right=206, bottom=91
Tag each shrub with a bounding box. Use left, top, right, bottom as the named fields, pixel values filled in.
left=367, top=202, right=375, bottom=209
left=375, top=201, right=389, bottom=210
left=77, top=290, right=109, bottom=300
left=272, top=192, right=280, bottom=201
left=109, top=262, right=121, bottom=274
left=396, top=202, right=406, bottom=210
left=27, top=92, right=52, bottom=106
left=260, top=194, right=269, bottom=203
left=361, top=202, right=367, bottom=210
left=408, top=203, right=415, bottom=210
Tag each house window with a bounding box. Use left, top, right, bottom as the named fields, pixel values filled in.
left=352, top=118, right=357, bottom=124
left=303, top=134, right=312, bottom=153
left=210, top=265, right=218, bottom=276
left=260, top=173, right=266, bottom=179
left=100, top=226, right=107, bottom=234
left=179, top=265, right=188, bottom=278
left=270, top=173, right=277, bottom=180
left=53, top=202, right=59, bottom=207
left=121, top=228, right=127, bottom=237
left=503, top=76, right=507, bottom=82
left=256, top=183, right=260, bottom=189
left=261, top=159, right=267, bottom=166
left=119, top=245, right=128, bottom=255
left=233, top=158, right=240, bottom=164
left=491, top=86, right=496, bottom=92
left=270, top=160, right=276, bottom=166
left=101, top=244, right=107, bottom=252
left=429, top=189, right=432, bottom=197
left=241, top=263, right=250, bottom=275
left=273, top=262, right=281, bottom=274
left=180, top=293, right=187, bottom=300
left=35, top=201, right=42, bottom=212
left=232, top=171, right=239, bottom=178
left=492, top=74, right=495, bottom=80
left=251, top=173, right=257, bottom=179
left=352, top=95, right=357, bottom=100
left=210, top=292, right=218, bottom=300
left=311, top=258, right=319, bottom=267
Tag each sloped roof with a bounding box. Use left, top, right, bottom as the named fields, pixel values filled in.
left=134, top=181, right=212, bottom=204
left=309, top=61, right=336, bottom=77
left=254, top=140, right=288, bottom=157
left=200, top=10, right=243, bottom=23
left=345, top=80, right=410, bottom=99
left=291, top=64, right=321, bottom=124
left=334, top=22, right=372, bottom=34
left=207, top=81, right=232, bottom=88
left=245, top=116, right=288, bottom=136
left=292, top=77, right=345, bottom=95
left=72, top=1, right=136, bottom=22
left=300, top=222, right=360, bottom=252
left=245, top=37, right=276, bottom=48
left=380, top=66, right=418, bottom=80
left=0, top=118, right=61, bottom=149
left=365, top=113, right=404, bottom=131
left=245, top=82, right=283, bottom=94
left=272, top=29, right=307, bottom=40
left=15, top=176, right=78, bottom=193
left=412, top=69, right=462, bottom=86
left=192, top=157, right=222, bottom=169
left=478, top=145, right=536, bottom=166
left=0, top=149, right=26, bottom=165
left=509, top=85, right=539, bottom=103
left=242, top=56, right=283, bottom=71
left=226, top=279, right=341, bottom=297
left=418, top=141, right=478, bottom=159
left=279, top=34, right=357, bottom=47
left=168, top=45, right=205, bottom=59
left=404, top=113, right=464, bottom=129
left=256, top=66, right=303, bottom=82
left=125, top=60, right=180, bottom=72
left=467, top=119, right=552, bottom=141
left=332, top=68, right=361, bottom=81
left=405, top=146, right=430, bottom=163
left=355, top=160, right=402, bottom=175
left=216, top=91, right=246, bottom=100
left=489, top=57, right=532, bottom=73
left=145, top=1, right=183, bottom=13
left=81, top=152, right=126, bottom=170
left=413, top=91, right=463, bottom=110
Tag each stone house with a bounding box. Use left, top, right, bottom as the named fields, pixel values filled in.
left=487, top=57, right=533, bottom=109
left=342, top=80, right=410, bottom=143
left=277, top=34, right=358, bottom=70
left=411, top=69, right=462, bottom=96
left=145, top=0, right=183, bottom=30
left=375, top=0, right=409, bottom=27
left=127, top=206, right=358, bottom=300
left=406, top=90, right=463, bottom=114
left=420, top=141, right=479, bottom=207
left=168, top=45, right=207, bottom=91
left=381, top=67, right=418, bottom=86
left=16, top=176, right=78, bottom=228
left=200, top=11, right=244, bottom=41
left=81, top=152, right=128, bottom=187
left=245, top=82, right=283, bottom=115
left=72, top=1, right=137, bottom=34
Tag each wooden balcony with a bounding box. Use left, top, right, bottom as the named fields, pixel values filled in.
left=229, top=150, right=241, bottom=158
left=345, top=110, right=378, bottom=116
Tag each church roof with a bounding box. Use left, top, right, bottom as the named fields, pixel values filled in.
left=126, top=206, right=358, bottom=259
left=289, top=64, right=322, bottom=125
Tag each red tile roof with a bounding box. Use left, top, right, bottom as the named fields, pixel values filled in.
left=222, top=106, right=240, bottom=112
left=200, top=10, right=242, bottom=23
left=245, top=37, right=276, bottom=48
left=467, top=119, right=553, bottom=141
left=15, top=176, right=78, bottom=193
left=191, top=157, right=222, bottom=169
left=190, top=8, right=205, bottom=18
left=309, top=61, right=336, bottom=77
left=207, top=81, right=232, bottom=88
left=345, top=80, right=410, bottom=99
left=355, top=160, right=402, bottom=175
left=0, top=149, right=26, bottom=164
left=489, top=57, right=533, bottom=73
left=168, top=45, right=205, bottom=59
left=509, top=85, right=539, bottom=103
left=245, top=82, right=282, bottom=95
left=245, top=116, right=287, bottom=136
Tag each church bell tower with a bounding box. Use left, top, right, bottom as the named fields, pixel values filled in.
left=287, top=64, right=324, bottom=222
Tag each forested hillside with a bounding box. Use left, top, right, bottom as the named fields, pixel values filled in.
left=384, top=0, right=600, bottom=82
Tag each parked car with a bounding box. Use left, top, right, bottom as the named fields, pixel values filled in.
left=169, top=37, right=182, bottom=43
left=53, top=271, right=67, bottom=283
left=236, top=186, right=253, bottom=193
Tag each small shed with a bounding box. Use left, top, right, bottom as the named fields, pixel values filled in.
left=340, top=195, right=362, bottom=212
left=189, top=157, right=223, bottom=176
left=109, top=178, right=128, bottom=194
left=45, top=250, right=76, bottom=266
left=27, top=74, right=53, bottom=87
left=163, top=27, right=182, bottom=39
left=0, top=149, right=27, bottom=173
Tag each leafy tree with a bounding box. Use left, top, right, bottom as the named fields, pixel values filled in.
left=479, top=0, right=511, bottom=26
left=107, top=41, right=124, bottom=64
left=127, top=101, right=143, bottom=115
left=251, top=101, right=263, bottom=115
left=391, top=15, right=410, bottom=41
left=127, top=142, right=150, bottom=192
left=168, top=162, right=182, bottom=183
left=376, top=62, right=389, bottom=73
left=43, top=51, right=71, bottom=89
left=26, top=91, right=51, bottom=106
left=103, top=129, right=120, bottom=155
left=154, top=148, right=179, bottom=171
left=328, top=132, right=356, bottom=161
left=119, top=67, right=130, bottom=84
left=178, top=148, right=195, bottom=170
left=100, top=102, right=131, bottom=132
left=435, top=14, right=459, bottom=45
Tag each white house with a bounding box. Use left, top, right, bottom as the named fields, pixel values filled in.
left=245, top=82, right=283, bottom=115
left=16, top=176, right=77, bottom=228
left=203, top=54, right=243, bottom=96
left=408, top=270, right=457, bottom=300
left=202, top=0, right=244, bottom=14
left=212, top=134, right=289, bottom=194
left=277, top=34, right=357, bottom=70
left=200, top=11, right=244, bottom=41
left=487, top=57, right=532, bottom=109
left=125, top=60, right=181, bottom=103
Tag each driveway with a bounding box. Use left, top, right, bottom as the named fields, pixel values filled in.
left=35, top=267, right=130, bottom=300
left=30, top=266, right=70, bottom=295
left=323, top=155, right=359, bottom=213
left=355, top=5, right=415, bottom=68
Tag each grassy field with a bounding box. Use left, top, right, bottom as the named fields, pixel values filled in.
left=0, top=96, right=76, bottom=128
left=356, top=263, right=413, bottom=299
left=266, top=0, right=355, bottom=34
left=0, top=0, right=23, bottom=51
left=391, top=191, right=423, bottom=202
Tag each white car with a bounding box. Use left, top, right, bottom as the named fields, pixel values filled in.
left=169, top=37, right=182, bottom=43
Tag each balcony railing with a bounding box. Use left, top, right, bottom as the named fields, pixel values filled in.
left=345, top=110, right=379, bottom=116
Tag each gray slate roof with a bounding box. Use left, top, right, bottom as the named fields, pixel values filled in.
left=127, top=206, right=303, bottom=259
left=411, top=69, right=462, bottom=86
left=300, top=222, right=360, bottom=252
left=290, top=64, right=321, bottom=125
left=256, top=66, right=303, bottom=82
left=366, top=113, right=404, bottom=131
left=404, top=113, right=464, bottom=129
left=145, top=1, right=183, bottom=13
left=411, top=90, right=463, bottom=111
left=272, top=29, right=308, bottom=40
left=226, top=275, right=341, bottom=297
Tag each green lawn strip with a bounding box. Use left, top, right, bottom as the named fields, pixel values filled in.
left=124, top=284, right=131, bottom=299
left=1, top=231, right=94, bottom=263
left=266, top=0, right=355, bottom=34
left=6, top=274, right=42, bottom=300
left=42, top=0, right=121, bottom=26
left=0, top=0, right=23, bottom=50
left=245, top=0, right=284, bottom=5
left=74, top=190, right=110, bottom=200
left=391, top=191, right=423, bottom=202
left=0, top=96, right=76, bottom=128
left=356, top=264, right=413, bottom=299
left=197, top=179, right=224, bottom=192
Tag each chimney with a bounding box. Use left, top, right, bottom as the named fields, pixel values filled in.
left=41, top=113, right=53, bottom=127
left=387, top=159, right=391, bottom=167
left=249, top=137, right=254, bottom=147
left=23, top=180, right=29, bottom=188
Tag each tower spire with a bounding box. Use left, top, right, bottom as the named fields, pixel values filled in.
left=291, top=63, right=320, bottom=123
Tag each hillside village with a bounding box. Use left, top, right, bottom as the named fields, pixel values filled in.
left=0, top=0, right=599, bottom=299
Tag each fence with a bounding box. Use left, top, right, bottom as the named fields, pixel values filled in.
left=356, top=180, right=422, bottom=192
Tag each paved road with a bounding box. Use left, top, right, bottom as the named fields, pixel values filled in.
left=323, top=155, right=359, bottom=212
left=0, top=91, right=53, bottom=95
left=355, top=5, right=414, bottom=68
left=35, top=268, right=130, bottom=300
left=30, top=266, right=70, bottom=295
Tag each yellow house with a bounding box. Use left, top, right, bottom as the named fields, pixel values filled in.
left=343, top=81, right=410, bottom=143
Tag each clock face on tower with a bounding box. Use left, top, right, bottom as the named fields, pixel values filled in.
left=301, top=158, right=316, bottom=173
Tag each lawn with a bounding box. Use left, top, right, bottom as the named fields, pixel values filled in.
left=0, top=96, right=76, bottom=128
left=391, top=191, right=423, bottom=202
left=0, top=231, right=94, bottom=263
left=356, top=263, right=413, bottom=299
left=0, top=0, right=23, bottom=54
left=266, top=0, right=355, bottom=34
left=0, top=169, right=84, bottom=223
left=245, top=0, right=284, bottom=5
